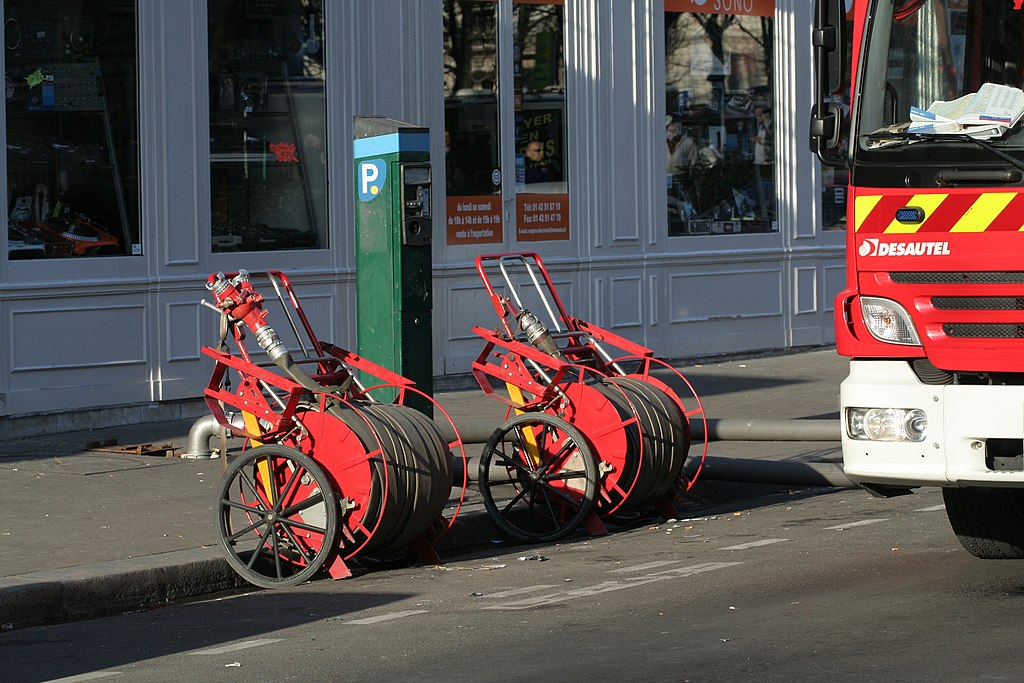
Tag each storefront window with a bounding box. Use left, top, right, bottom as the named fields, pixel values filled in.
left=207, top=0, right=326, bottom=253
left=444, top=0, right=502, bottom=246
left=442, top=0, right=567, bottom=246
left=5, top=0, right=139, bottom=260
left=513, top=1, right=568, bottom=242
left=665, top=1, right=775, bottom=236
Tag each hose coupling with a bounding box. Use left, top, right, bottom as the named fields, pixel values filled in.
left=255, top=325, right=287, bottom=361
left=518, top=309, right=561, bottom=358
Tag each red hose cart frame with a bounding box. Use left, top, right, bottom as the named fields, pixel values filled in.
left=470, top=253, right=708, bottom=541
left=200, top=270, right=467, bottom=588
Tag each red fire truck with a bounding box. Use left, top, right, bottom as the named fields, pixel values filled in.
left=812, top=0, right=1024, bottom=558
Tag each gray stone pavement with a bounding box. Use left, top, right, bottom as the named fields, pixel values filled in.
left=0, top=347, right=851, bottom=629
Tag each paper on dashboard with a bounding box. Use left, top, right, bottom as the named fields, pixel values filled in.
left=907, top=83, right=1024, bottom=138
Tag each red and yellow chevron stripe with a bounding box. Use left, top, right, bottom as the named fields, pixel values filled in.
left=854, top=191, right=1024, bottom=234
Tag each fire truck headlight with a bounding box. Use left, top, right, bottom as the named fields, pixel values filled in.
left=847, top=407, right=928, bottom=442
left=860, top=296, right=921, bottom=345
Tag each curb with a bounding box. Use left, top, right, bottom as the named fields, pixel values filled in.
left=0, top=505, right=505, bottom=632
left=0, top=548, right=247, bottom=629
left=0, top=461, right=852, bottom=632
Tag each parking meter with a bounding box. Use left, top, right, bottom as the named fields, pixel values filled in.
left=353, top=116, right=433, bottom=413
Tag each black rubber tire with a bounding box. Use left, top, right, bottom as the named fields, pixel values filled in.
left=942, top=486, right=1024, bottom=559
left=479, top=412, right=598, bottom=543
left=216, top=444, right=339, bottom=588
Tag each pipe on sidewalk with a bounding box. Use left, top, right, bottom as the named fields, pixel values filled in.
left=685, top=454, right=855, bottom=488
left=452, top=450, right=854, bottom=489
left=692, top=418, right=840, bottom=442
left=438, top=416, right=840, bottom=445
left=183, top=412, right=245, bottom=458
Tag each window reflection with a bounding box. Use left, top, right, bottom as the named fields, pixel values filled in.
left=5, top=0, right=139, bottom=260
left=443, top=0, right=503, bottom=246
left=514, top=2, right=566, bottom=195
left=514, top=1, right=568, bottom=242
left=441, top=0, right=569, bottom=244
left=665, top=8, right=775, bottom=236
left=207, top=0, right=326, bottom=252
left=444, top=0, right=499, bottom=198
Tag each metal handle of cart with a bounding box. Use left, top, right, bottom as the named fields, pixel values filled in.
left=476, top=252, right=628, bottom=375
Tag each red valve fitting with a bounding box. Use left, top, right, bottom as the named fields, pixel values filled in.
left=207, top=270, right=286, bottom=360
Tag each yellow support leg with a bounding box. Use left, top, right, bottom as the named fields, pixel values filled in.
left=243, top=411, right=273, bottom=505
left=506, top=383, right=541, bottom=468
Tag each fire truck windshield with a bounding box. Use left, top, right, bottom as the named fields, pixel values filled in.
left=855, top=0, right=1024, bottom=185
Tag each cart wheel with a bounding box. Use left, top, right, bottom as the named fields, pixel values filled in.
left=479, top=412, right=597, bottom=542
left=216, top=444, right=339, bottom=588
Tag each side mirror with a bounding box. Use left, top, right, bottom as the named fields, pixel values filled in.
left=813, top=1, right=845, bottom=95
left=810, top=0, right=848, bottom=162
left=810, top=102, right=843, bottom=149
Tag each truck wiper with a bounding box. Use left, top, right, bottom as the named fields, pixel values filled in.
left=865, top=130, right=1024, bottom=173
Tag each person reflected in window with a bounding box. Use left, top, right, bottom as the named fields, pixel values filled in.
left=696, top=136, right=723, bottom=168
left=524, top=139, right=560, bottom=184
left=445, top=129, right=467, bottom=193
left=752, top=106, right=775, bottom=222
left=752, top=106, right=773, bottom=168
left=666, top=120, right=699, bottom=228
left=666, top=120, right=697, bottom=174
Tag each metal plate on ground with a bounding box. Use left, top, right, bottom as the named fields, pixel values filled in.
left=0, top=437, right=180, bottom=474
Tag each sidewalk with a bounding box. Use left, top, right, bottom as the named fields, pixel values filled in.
left=0, top=347, right=850, bottom=629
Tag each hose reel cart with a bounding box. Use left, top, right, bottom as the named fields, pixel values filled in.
left=471, top=253, right=708, bottom=542
left=200, top=270, right=467, bottom=588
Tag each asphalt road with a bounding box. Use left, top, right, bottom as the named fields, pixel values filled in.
left=4, top=486, right=1023, bottom=683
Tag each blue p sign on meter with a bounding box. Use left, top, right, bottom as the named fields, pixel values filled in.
left=358, top=159, right=387, bottom=201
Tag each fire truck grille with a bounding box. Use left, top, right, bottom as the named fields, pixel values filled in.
left=891, top=272, right=1024, bottom=285
left=944, top=324, right=1024, bottom=339
left=932, top=297, right=1024, bottom=310
left=884, top=273, right=1024, bottom=350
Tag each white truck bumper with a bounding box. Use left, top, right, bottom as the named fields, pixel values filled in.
left=841, top=360, right=1024, bottom=488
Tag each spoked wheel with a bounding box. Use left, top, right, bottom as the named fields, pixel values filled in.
left=216, top=444, right=339, bottom=588
left=479, top=412, right=597, bottom=542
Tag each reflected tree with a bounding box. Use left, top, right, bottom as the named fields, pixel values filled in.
left=444, top=0, right=497, bottom=95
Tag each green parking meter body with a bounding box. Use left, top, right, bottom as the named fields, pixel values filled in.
left=353, top=116, right=432, bottom=415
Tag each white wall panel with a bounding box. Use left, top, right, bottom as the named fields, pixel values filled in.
left=141, top=1, right=204, bottom=268
left=0, top=301, right=8, bottom=415
left=776, top=0, right=807, bottom=242
left=166, top=301, right=202, bottom=363
left=824, top=264, right=846, bottom=313
left=567, top=0, right=659, bottom=252
left=794, top=266, right=818, bottom=315
left=255, top=291, right=334, bottom=350
left=518, top=275, right=576, bottom=327
left=443, top=282, right=500, bottom=374
left=10, top=304, right=147, bottom=372
left=667, top=268, right=783, bottom=324
left=790, top=257, right=844, bottom=346
left=6, top=301, right=153, bottom=414
left=608, top=276, right=643, bottom=330
left=648, top=273, right=660, bottom=328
